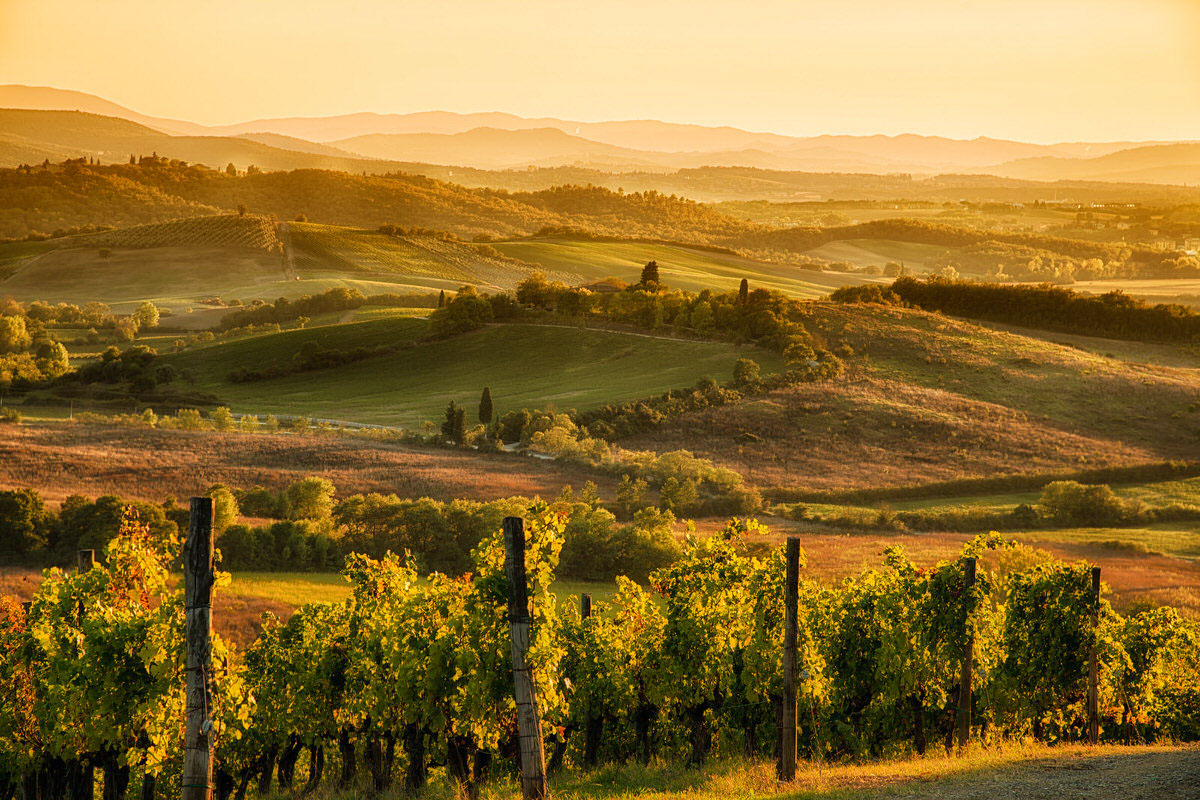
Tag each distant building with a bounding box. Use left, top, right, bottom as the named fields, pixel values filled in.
left=1183, top=237, right=1200, bottom=255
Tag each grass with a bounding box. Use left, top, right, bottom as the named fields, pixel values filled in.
left=170, top=322, right=784, bottom=428
left=160, top=315, right=429, bottom=384
left=489, top=237, right=881, bottom=298
left=626, top=302, right=1200, bottom=492
left=223, top=571, right=616, bottom=610
left=290, top=224, right=573, bottom=292
left=801, top=238, right=948, bottom=271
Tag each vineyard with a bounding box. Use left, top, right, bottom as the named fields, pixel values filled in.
left=3, top=505, right=1198, bottom=800
left=76, top=216, right=283, bottom=252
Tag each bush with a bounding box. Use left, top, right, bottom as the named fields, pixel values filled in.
left=1038, top=481, right=1131, bottom=526
left=0, top=407, right=21, bottom=424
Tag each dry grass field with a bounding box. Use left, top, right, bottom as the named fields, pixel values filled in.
left=0, top=422, right=617, bottom=505
left=628, top=303, right=1200, bottom=491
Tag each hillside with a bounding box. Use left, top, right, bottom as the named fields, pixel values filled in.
left=162, top=321, right=785, bottom=427
left=6, top=92, right=1198, bottom=182
left=0, top=159, right=755, bottom=241
left=331, top=127, right=663, bottom=169
left=997, top=142, right=1200, bottom=184
left=489, top=236, right=882, bottom=297
left=625, top=302, right=1200, bottom=491
left=0, top=109, right=408, bottom=174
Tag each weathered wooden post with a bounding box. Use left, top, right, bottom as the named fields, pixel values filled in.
left=579, top=593, right=592, bottom=620
left=503, top=517, right=548, bottom=800
left=182, top=498, right=215, bottom=800
left=956, top=557, right=977, bottom=751
left=778, top=537, right=800, bottom=781
left=74, top=549, right=96, bottom=800
left=1087, top=566, right=1101, bottom=745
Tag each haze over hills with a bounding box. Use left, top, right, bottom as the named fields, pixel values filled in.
left=995, top=142, right=1200, bottom=185
left=1, top=84, right=1195, bottom=181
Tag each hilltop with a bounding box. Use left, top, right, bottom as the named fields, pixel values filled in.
left=0, top=158, right=749, bottom=241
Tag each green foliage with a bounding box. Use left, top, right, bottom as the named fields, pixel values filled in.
left=890, top=277, right=1200, bottom=343
left=0, top=489, right=49, bottom=560
left=283, top=477, right=336, bottom=521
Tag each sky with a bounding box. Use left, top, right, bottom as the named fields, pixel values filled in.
left=1, top=0, right=1198, bottom=143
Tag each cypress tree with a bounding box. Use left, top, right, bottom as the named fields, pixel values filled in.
left=441, top=401, right=466, bottom=444
left=479, top=387, right=493, bottom=425
left=739, top=278, right=749, bottom=306
left=640, top=260, right=660, bottom=287
left=438, top=290, right=447, bottom=308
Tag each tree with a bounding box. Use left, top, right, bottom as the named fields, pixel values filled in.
left=437, top=290, right=447, bottom=308
left=738, top=278, right=749, bottom=306
left=225, top=163, right=237, bottom=176
left=0, top=489, right=48, bottom=559
left=639, top=260, right=660, bottom=287
left=733, top=357, right=761, bottom=388
left=132, top=301, right=160, bottom=329
left=206, top=484, right=240, bottom=532
left=237, top=204, right=249, bottom=217
left=284, top=477, right=336, bottom=521
left=441, top=401, right=466, bottom=444
left=0, top=316, right=31, bottom=354
left=478, top=387, right=493, bottom=425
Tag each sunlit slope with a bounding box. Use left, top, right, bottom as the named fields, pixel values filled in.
left=287, top=223, right=578, bottom=291
left=165, top=322, right=784, bottom=427
left=626, top=302, right=1200, bottom=491
left=489, top=236, right=881, bottom=297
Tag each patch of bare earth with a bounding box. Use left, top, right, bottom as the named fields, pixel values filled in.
left=0, top=422, right=616, bottom=505
left=868, top=745, right=1200, bottom=800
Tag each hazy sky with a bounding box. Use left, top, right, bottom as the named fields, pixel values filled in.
left=2, top=0, right=1198, bottom=142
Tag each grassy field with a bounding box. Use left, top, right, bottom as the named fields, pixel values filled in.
left=166, top=322, right=784, bottom=427
left=289, top=223, right=576, bottom=292
left=801, top=238, right=948, bottom=271
left=0, top=422, right=620, bottom=506
left=627, top=302, right=1200, bottom=491
left=223, top=571, right=615, bottom=609
left=489, top=236, right=882, bottom=297
left=159, top=314, right=429, bottom=384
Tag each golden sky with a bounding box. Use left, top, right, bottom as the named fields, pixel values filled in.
left=1, top=0, right=1198, bottom=142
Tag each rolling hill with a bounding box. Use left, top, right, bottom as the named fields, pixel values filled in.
left=625, top=302, right=1200, bottom=492
left=330, top=127, right=663, bottom=169
left=2, top=86, right=1191, bottom=177
left=0, top=109, right=422, bottom=174
left=995, top=142, right=1200, bottom=185
left=161, top=320, right=784, bottom=428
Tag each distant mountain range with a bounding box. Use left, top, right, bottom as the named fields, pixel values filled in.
left=0, top=84, right=1196, bottom=183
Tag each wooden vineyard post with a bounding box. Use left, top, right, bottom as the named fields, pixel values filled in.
left=956, top=557, right=977, bottom=751
left=579, top=593, right=592, bottom=620
left=1087, top=566, right=1101, bottom=745
left=76, top=549, right=96, bottom=800
left=503, top=517, right=549, bottom=800
left=778, top=537, right=800, bottom=781
left=182, top=498, right=215, bottom=800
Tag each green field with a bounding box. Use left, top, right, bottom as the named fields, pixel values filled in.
left=166, top=321, right=784, bottom=427
left=224, top=571, right=617, bottom=609
left=160, top=314, right=429, bottom=384
left=490, top=237, right=881, bottom=297
left=800, top=238, right=949, bottom=270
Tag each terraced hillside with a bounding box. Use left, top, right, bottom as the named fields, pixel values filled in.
left=162, top=320, right=785, bottom=428
left=625, top=302, right=1200, bottom=491
left=0, top=215, right=290, bottom=313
